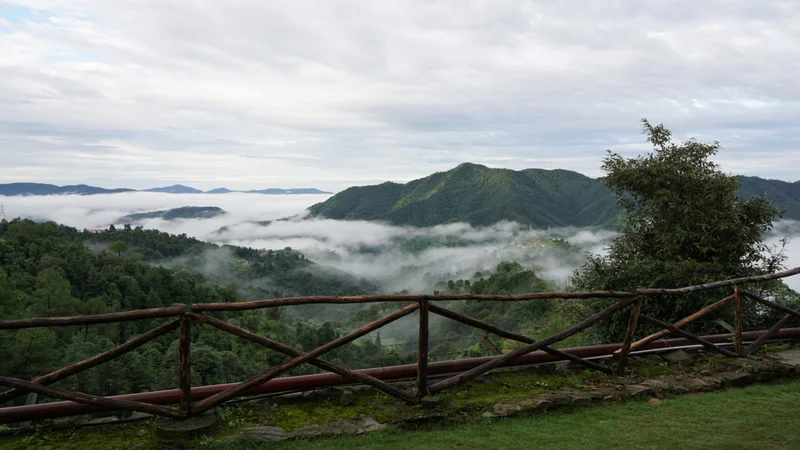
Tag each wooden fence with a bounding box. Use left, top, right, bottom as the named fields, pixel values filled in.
left=1, top=266, right=799, bottom=421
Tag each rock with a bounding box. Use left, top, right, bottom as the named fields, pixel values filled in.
left=773, top=362, right=796, bottom=374
left=352, top=415, right=387, bottom=434
left=155, top=407, right=220, bottom=441
left=623, top=384, right=654, bottom=398
left=660, top=350, right=694, bottom=366
left=584, top=389, right=614, bottom=401
left=421, top=396, right=446, bottom=409
left=634, top=354, right=665, bottom=363
left=87, top=416, right=119, bottom=425
left=473, top=375, right=494, bottom=383
left=249, top=397, right=276, bottom=408
left=647, top=398, right=663, bottom=405
left=678, top=377, right=708, bottom=392
left=773, top=349, right=800, bottom=368
left=481, top=411, right=498, bottom=419
left=491, top=397, right=552, bottom=417
left=276, top=392, right=304, bottom=402
left=568, top=395, right=592, bottom=406
left=299, top=387, right=357, bottom=406
left=540, top=394, right=570, bottom=405
left=492, top=401, right=524, bottom=417
left=292, top=424, right=325, bottom=438
left=341, top=389, right=355, bottom=406
left=644, top=379, right=670, bottom=393
left=250, top=426, right=290, bottom=442
left=53, top=417, right=76, bottom=426
left=711, top=360, right=740, bottom=373
left=718, top=371, right=754, bottom=387
left=702, top=375, right=724, bottom=388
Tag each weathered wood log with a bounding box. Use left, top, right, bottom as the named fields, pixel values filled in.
left=0, top=305, right=185, bottom=329
left=428, top=297, right=638, bottom=394
left=0, top=319, right=180, bottom=406
left=417, top=300, right=429, bottom=399
left=185, top=266, right=800, bottom=312
left=428, top=304, right=612, bottom=374
left=742, top=291, right=800, bottom=322
left=191, top=291, right=636, bottom=311
left=191, top=303, right=421, bottom=414
left=734, top=286, right=743, bottom=355
left=639, top=315, right=739, bottom=358
left=618, top=294, right=734, bottom=355
left=634, top=266, right=800, bottom=295
left=190, top=313, right=418, bottom=404
left=0, top=376, right=182, bottom=419
left=617, top=298, right=642, bottom=375
left=745, top=307, right=800, bottom=355
left=178, top=312, right=192, bottom=417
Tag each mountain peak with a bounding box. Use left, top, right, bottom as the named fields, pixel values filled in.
left=308, top=164, right=800, bottom=228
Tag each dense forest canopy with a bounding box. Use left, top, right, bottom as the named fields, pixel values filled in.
left=0, top=219, right=556, bottom=404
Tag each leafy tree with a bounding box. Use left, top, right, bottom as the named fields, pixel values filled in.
left=110, top=240, right=128, bottom=257
left=570, top=119, right=793, bottom=342
left=31, top=268, right=78, bottom=317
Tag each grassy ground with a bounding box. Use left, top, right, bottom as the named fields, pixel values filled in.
left=210, top=380, right=800, bottom=450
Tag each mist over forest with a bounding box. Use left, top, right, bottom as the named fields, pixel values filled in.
left=2, top=192, right=799, bottom=293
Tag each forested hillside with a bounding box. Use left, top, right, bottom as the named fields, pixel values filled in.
left=737, top=176, right=800, bottom=221
left=0, top=220, right=554, bottom=403
left=119, top=206, right=227, bottom=223
left=308, top=163, right=800, bottom=228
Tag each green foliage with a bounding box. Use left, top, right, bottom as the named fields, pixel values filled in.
left=108, top=240, right=128, bottom=257
left=570, top=119, right=797, bottom=342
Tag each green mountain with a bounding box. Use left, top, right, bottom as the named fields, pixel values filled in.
left=308, top=163, right=619, bottom=228
left=308, top=163, right=800, bottom=228
left=120, top=206, right=226, bottom=222
left=736, top=176, right=800, bottom=220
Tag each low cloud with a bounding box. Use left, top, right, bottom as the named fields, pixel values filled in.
left=3, top=192, right=799, bottom=293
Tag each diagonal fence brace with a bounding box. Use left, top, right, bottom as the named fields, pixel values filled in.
left=428, top=304, right=612, bottom=374
left=638, top=315, right=739, bottom=358
left=428, top=297, right=639, bottom=394
left=0, top=319, right=180, bottom=406
left=0, top=376, right=182, bottom=419
left=191, top=313, right=418, bottom=404
left=192, top=303, right=420, bottom=414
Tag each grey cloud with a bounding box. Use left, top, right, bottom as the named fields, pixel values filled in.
left=2, top=1, right=800, bottom=188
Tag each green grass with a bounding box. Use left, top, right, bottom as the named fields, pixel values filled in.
left=212, top=381, right=800, bottom=450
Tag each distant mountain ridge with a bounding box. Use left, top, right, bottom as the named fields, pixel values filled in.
left=0, top=183, right=332, bottom=196
left=308, top=163, right=800, bottom=228
left=120, top=206, right=226, bottom=223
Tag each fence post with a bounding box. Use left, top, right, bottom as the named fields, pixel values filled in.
left=617, top=297, right=642, bottom=375
left=417, top=299, right=429, bottom=400
left=178, top=305, right=192, bottom=418
left=734, top=285, right=743, bottom=355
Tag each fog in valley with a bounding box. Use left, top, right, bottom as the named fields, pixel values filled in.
left=2, top=192, right=799, bottom=293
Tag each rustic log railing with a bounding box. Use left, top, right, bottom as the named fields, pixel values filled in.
left=1, top=266, right=799, bottom=423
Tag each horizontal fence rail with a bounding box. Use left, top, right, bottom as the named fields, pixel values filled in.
left=1, top=266, right=799, bottom=424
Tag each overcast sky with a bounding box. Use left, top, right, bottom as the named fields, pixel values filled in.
left=2, top=1, right=799, bottom=192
